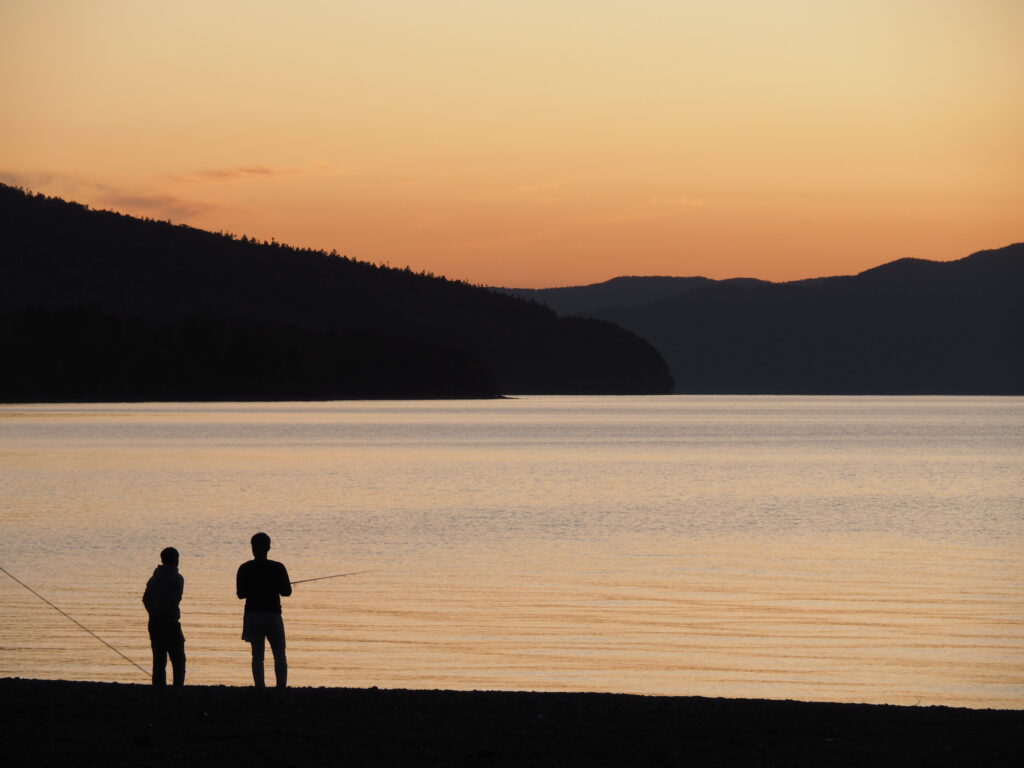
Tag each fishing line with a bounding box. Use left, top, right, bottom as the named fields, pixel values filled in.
left=291, top=569, right=375, bottom=585
left=0, top=563, right=149, bottom=678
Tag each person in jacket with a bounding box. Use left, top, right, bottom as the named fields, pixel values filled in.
left=236, top=532, right=292, bottom=688
left=142, top=546, right=186, bottom=687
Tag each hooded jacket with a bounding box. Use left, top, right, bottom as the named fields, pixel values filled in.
left=143, top=564, right=184, bottom=622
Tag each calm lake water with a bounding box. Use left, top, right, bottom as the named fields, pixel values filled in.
left=1, top=396, right=1021, bottom=708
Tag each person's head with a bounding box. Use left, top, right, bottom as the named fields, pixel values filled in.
left=251, top=532, right=271, bottom=557
left=160, top=547, right=179, bottom=567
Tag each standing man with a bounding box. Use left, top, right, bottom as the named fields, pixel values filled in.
left=142, top=546, right=186, bottom=687
left=236, top=532, right=292, bottom=688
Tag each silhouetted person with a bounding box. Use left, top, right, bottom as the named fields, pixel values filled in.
left=236, top=532, right=292, bottom=688
left=142, top=546, right=186, bottom=687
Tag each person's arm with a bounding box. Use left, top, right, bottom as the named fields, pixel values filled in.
left=143, top=575, right=180, bottom=617
left=279, top=563, right=292, bottom=598
left=236, top=564, right=247, bottom=600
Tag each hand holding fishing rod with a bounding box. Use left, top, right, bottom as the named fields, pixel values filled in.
left=143, top=547, right=186, bottom=686
left=4, top=537, right=374, bottom=688
left=238, top=539, right=375, bottom=688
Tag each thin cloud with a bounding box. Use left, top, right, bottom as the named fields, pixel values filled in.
left=170, top=165, right=291, bottom=182
left=0, top=169, right=217, bottom=222
left=0, top=169, right=54, bottom=188
left=98, top=192, right=215, bottom=221
left=168, top=164, right=340, bottom=183
left=0, top=169, right=111, bottom=195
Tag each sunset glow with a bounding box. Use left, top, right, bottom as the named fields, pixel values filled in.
left=2, top=0, right=1020, bottom=287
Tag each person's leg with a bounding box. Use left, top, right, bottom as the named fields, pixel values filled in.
left=149, top=621, right=167, bottom=687
left=250, top=634, right=266, bottom=688
left=266, top=614, right=287, bottom=689
left=168, top=622, right=186, bottom=687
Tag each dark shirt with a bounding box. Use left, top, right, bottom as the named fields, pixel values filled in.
left=143, top=564, right=184, bottom=622
left=236, top=558, right=292, bottom=614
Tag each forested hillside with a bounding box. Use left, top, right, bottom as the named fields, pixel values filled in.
left=0, top=184, right=672, bottom=401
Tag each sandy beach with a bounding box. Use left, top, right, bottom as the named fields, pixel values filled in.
left=2, top=678, right=1020, bottom=767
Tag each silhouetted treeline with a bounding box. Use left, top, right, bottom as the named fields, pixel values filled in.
left=527, top=247, right=1023, bottom=394
left=0, top=184, right=673, bottom=401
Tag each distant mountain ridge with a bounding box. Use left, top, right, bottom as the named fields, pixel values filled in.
left=497, top=276, right=768, bottom=317
left=0, top=184, right=673, bottom=401
left=495, top=246, right=1024, bottom=394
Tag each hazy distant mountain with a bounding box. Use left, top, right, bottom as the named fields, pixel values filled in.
left=498, top=276, right=767, bottom=317
left=496, top=247, right=1024, bottom=395
left=0, top=184, right=672, bottom=401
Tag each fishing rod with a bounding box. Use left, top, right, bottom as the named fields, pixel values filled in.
left=290, top=569, right=375, bottom=585
left=0, top=563, right=149, bottom=678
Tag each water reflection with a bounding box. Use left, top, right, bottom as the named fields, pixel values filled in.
left=0, top=396, right=1021, bottom=708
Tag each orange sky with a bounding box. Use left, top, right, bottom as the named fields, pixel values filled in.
left=1, top=0, right=1021, bottom=287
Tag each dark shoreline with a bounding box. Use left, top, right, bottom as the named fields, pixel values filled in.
left=0, top=394, right=511, bottom=405
left=2, top=678, right=1020, bottom=767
